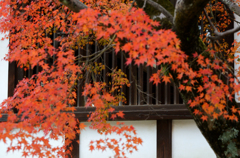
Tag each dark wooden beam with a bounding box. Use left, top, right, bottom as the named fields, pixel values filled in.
left=0, top=105, right=192, bottom=122
left=73, top=105, right=192, bottom=121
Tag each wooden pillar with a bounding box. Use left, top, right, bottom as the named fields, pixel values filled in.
left=68, top=132, right=80, bottom=158
left=157, top=120, right=172, bottom=158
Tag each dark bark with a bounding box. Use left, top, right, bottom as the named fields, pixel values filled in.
left=58, top=0, right=87, bottom=12
left=173, top=1, right=240, bottom=158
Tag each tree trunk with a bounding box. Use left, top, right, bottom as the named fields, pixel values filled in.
left=173, top=0, right=240, bottom=157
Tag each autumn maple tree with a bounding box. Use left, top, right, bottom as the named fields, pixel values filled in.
left=2, top=0, right=240, bottom=157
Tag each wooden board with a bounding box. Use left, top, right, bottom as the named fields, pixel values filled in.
left=157, top=120, right=172, bottom=158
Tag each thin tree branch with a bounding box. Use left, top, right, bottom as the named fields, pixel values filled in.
left=204, top=9, right=240, bottom=40
left=213, top=26, right=240, bottom=38
left=219, top=0, right=240, bottom=17
left=140, top=0, right=173, bottom=23
left=76, top=44, right=115, bottom=59
left=204, top=9, right=217, bottom=32
left=129, top=0, right=136, bottom=12
left=59, top=0, right=173, bottom=23
left=142, top=0, right=147, bottom=9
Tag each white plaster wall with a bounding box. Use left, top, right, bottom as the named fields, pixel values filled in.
left=80, top=120, right=156, bottom=158
left=0, top=33, right=8, bottom=103
left=172, top=120, right=216, bottom=158
left=0, top=129, right=64, bottom=158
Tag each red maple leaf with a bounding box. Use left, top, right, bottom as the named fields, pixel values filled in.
left=79, top=123, right=86, bottom=130
left=89, top=145, right=95, bottom=152
left=201, top=115, right=208, bottom=122
left=117, top=111, right=125, bottom=118
left=108, top=107, right=115, bottom=113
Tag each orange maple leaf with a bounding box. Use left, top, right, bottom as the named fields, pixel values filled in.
left=103, top=93, right=115, bottom=102
left=108, top=107, right=115, bottom=113
left=193, top=109, right=201, bottom=115
left=201, top=115, right=208, bottom=122
left=79, top=123, right=86, bottom=130
left=111, top=114, right=117, bottom=120
left=162, top=76, right=170, bottom=84
left=179, top=85, right=185, bottom=91
left=89, top=145, right=94, bottom=152
left=186, top=86, right=192, bottom=92
left=231, top=107, right=238, bottom=113
left=198, top=86, right=204, bottom=92
left=213, top=112, right=219, bottom=119
left=117, top=111, right=125, bottom=118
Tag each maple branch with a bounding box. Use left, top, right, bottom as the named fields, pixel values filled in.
left=59, top=0, right=88, bottom=12
left=219, top=0, right=240, bottom=17
left=89, top=45, right=114, bottom=62
left=204, top=9, right=240, bottom=40
left=59, top=0, right=174, bottom=24
left=77, top=44, right=115, bottom=59
left=64, top=64, right=88, bottom=105
left=142, top=0, right=147, bottom=9
left=129, top=0, right=136, bottom=12
left=89, top=35, right=116, bottom=62
left=203, top=9, right=216, bottom=31
left=139, top=0, right=173, bottom=23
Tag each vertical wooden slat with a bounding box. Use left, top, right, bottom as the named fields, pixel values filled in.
left=174, top=85, right=179, bottom=104
left=165, top=83, right=170, bottom=104
left=17, top=66, right=24, bottom=83
left=120, top=51, right=126, bottom=106
left=112, top=48, right=115, bottom=69
left=138, top=65, right=143, bottom=105
left=84, top=43, right=89, bottom=103
left=23, top=67, right=27, bottom=78
left=36, top=64, right=39, bottom=74
left=111, top=48, right=116, bottom=97
left=103, top=47, right=106, bottom=83
left=129, top=64, right=132, bottom=105
left=94, top=41, right=99, bottom=82
left=77, top=47, right=81, bottom=107
left=131, top=65, right=137, bottom=105
left=103, top=46, right=109, bottom=85
left=157, top=120, right=172, bottom=158
left=147, top=67, right=152, bottom=105
left=156, top=86, right=159, bottom=105
left=156, top=66, right=164, bottom=104
left=155, top=68, right=159, bottom=105
left=8, top=61, right=16, bottom=97
left=28, top=65, right=33, bottom=78
left=118, top=52, right=123, bottom=106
